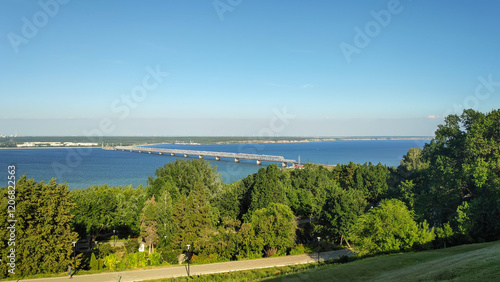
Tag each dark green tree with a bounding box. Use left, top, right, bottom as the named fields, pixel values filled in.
left=0, top=176, right=79, bottom=278
left=250, top=203, right=297, bottom=256
left=318, top=186, right=367, bottom=245
left=172, top=184, right=213, bottom=253
left=248, top=164, right=291, bottom=213
left=147, top=159, right=223, bottom=202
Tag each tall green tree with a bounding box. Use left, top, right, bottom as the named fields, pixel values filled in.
left=147, top=159, right=223, bottom=202
left=414, top=109, right=500, bottom=240
left=70, top=185, right=119, bottom=240
left=288, top=163, right=333, bottom=219
left=318, top=186, right=367, bottom=245
left=250, top=203, right=297, bottom=256
left=248, top=164, right=291, bottom=213
left=140, top=196, right=159, bottom=254
left=172, top=184, right=213, bottom=253
left=0, top=176, right=79, bottom=278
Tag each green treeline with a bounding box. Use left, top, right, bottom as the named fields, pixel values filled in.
left=0, top=109, right=499, bottom=278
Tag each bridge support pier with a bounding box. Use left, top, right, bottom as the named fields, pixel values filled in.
left=148, top=151, right=152, bottom=154
left=256, top=160, right=262, bottom=165
left=184, top=154, right=188, bottom=158
left=138, top=151, right=142, bottom=153
left=282, top=162, right=287, bottom=167
left=159, top=152, right=163, bottom=155
left=171, top=153, right=175, bottom=156
left=215, top=156, right=220, bottom=161
left=235, top=158, right=240, bottom=163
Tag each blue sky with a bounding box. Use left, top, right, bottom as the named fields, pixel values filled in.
left=1, top=0, right=499, bottom=136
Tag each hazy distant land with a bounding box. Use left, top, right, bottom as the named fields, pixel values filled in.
left=0, top=136, right=432, bottom=148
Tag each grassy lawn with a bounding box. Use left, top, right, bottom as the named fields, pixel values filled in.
left=268, top=240, right=500, bottom=281
left=146, top=240, right=500, bottom=281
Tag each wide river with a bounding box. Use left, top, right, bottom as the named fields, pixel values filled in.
left=0, top=140, right=429, bottom=190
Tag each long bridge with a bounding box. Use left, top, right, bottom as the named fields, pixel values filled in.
left=113, top=146, right=298, bottom=167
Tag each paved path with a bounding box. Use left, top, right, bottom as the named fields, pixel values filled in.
left=22, top=249, right=353, bottom=282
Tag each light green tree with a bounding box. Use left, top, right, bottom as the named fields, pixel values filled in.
left=349, top=199, right=434, bottom=255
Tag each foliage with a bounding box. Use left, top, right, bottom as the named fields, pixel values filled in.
left=71, top=184, right=146, bottom=240
left=172, top=184, right=213, bottom=253
left=90, top=253, right=98, bottom=271
left=146, top=159, right=223, bottom=202
left=103, top=253, right=118, bottom=271
left=250, top=203, right=297, bottom=256
left=349, top=199, right=435, bottom=255
left=247, top=164, right=291, bottom=213
left=125, top=238, right=140, bottom=254
left=288, top=163, right=334, bottom=218
left=332, top=162, right=390, bottom=204
left=318, top=186, right=367, bottom=245
left=434, top=222, right=455, bottom=248
left=97, top=243, right=114, bottom=259
left=0, top=176, right=80, bottom=278
left=140, top=196, right=159, bottom=254
left=122, top=252, right=148, bottom=269
left=149, top=252, right=163, bottom=266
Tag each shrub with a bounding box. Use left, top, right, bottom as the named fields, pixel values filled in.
left=149, top=252, right=163, bottom=266
left=90, top=253, right=98, bottom=271
left=163, top=250, right=182, bottom=265
left=104, top=254, right=119, bottom=271
left=125, top=238, right=140, bottom=254
left=290, top=244, right=306, bottom=255
left=98, top=243, right=114, bottom=258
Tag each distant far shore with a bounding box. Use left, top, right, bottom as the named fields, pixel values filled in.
left=211, top=136, right=432, bottom=145
left=0, top=136, right=432, bottom=149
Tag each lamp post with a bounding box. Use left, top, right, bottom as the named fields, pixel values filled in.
left=113, top=229, right=116, bottom=247
left=186, top=244, right=191, bottom=276
left=72, top=241, right=76, bottom=269
left=164, top=236, right=167, bottom=247
left=317, top=237, right=321, bottom=263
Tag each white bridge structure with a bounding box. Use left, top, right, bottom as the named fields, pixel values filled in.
left=114, top=146, right=298, bottom=167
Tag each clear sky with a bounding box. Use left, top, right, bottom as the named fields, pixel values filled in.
left=1, top=0, right=499, bottom=136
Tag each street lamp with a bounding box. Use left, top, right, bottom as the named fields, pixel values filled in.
left=317, top=237, right=321, bottom=263
left=113, top=229, right=116, bottom=247
left=164, top=236, right=167, bottom=247
left=72, top=241, right=76, bottom=269
left=186, top=244, right=191, bottom=276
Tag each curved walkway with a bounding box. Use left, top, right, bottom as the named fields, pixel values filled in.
left=22, top=249, right=353, bottom=282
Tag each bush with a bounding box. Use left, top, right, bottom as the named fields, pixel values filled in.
left=290, top=244, right=307, bottom=255
left=103, top=254, right=119, bottom=271
left=90, top=253, right=98, bottom=270
left=149, top=252, right=163, bottom=266
left=98, top=243, right=114, bottom=259
left=163, top=249, right=182, bottom=265
left=122, top=252, right=147, bottom=269
left=125, top=238, right=140, bottom=254
left=190, top=253, right=223, bottom=264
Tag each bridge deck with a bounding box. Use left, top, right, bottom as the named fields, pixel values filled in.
left=114, top=146, right=297, bottom=164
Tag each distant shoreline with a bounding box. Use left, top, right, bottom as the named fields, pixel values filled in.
left=0, top=137, right=432, bottom=149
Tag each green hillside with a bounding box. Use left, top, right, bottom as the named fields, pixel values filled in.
left=267, top=241, right=500, bottom=281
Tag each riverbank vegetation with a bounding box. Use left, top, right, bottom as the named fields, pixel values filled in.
left=0, top=109, right=499, bottom=279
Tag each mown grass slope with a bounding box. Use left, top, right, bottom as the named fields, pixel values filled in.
left=268, top=241, right=500, bottom=281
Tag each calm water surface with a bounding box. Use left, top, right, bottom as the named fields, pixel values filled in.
left=0, top=140, right=429, bottom=189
